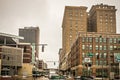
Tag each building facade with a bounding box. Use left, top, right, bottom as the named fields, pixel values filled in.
left=18, top=43, right=32, bottom=63
left=18, top=43, right=34, bottom=76
left=88, top=3, right=117, bottom=33
left=69, top=32, right=120, bottom=78
left=0, top=32, right=24, bottom=76
left=61, top=6, right=88, bottom=72
left=0, top=46, right=23, bottom=75
left=19, top=27, right=40, bottom=58
left=60, top=3, right=119, bottom=78
left=62, top=6, right=88, bottom=55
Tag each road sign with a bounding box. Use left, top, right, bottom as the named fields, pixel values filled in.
left=87, top=53, right=94, bottom=57
left=84, top=58, right=91, bottom=63
left=114, top=53, right=120, bottom=62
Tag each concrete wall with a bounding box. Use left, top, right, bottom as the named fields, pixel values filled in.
left=18, top=63, right=34, bottom=76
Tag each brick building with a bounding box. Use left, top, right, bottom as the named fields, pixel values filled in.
left=69, top=32, right=120, bottom=77
left=60, top=3, right=119, bottom=78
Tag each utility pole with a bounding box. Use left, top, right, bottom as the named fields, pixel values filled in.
left=31, top=43, right=47, bottom=80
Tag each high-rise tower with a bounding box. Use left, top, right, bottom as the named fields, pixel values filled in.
left=60, top=4, right=119, bottom=77
left=62, top=6, right=88, bottom=55
left=88, top=3, right=117, bottom=33
left=19, top=27, right=40, bottom=58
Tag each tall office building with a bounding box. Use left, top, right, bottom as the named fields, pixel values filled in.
left=60, top=4, right=119, bottom=78
left=19, top=27, right=40, bottom=58
left=62, top=6, right=88, bottom=55
left=88, top=3, right=117, bottom=33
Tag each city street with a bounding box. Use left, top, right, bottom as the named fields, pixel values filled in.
left=0, top=76, right=49, bottom=80
left=21, top=76, right=49, bottom=80
left=0, top=1, right=120, bottom=80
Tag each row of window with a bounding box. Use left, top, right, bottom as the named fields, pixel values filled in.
left=82, top=44, right=117, bottom=51
left=97, top=5, right=114, bottom=9
left=82, top=52, right=107, bottom=58
left=82, top=69, right=108, bottom=77
left=2, top=48, right=21, bottom=54
left=82, top=37, right=120, bottom=43
left=96, top=60, right=107, bottom=65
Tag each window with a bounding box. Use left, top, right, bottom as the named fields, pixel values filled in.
left=105, top=19, right=108, bottom=22
left=99, top=45, right=102, bottom=50
left=99, top=53, right=102, bottom=58
left=95, top=38, right=99, bottom=42
left=103, top=61, right=107, bottom=65
left=82, top=53, right=85, bottom=58
left=96, top=60, right=99, bottom=65
left=82, top=45, right=85, bottom=50
left=82, top=37, right=85, bottom=42
left=114, top=46, right=117, bottom=50
left=69, top=17, right=72, bottom=20
left=69, top=13, right=72, bottom=16
left=103, top=38, right=106, bottom=43
left=86, top=37, right=88, bottom=42
left=96, top=45, right=98, bottom=50
left=96, top=53, right=99, bottom=59
left=86, top=45, right=89, bottom=50
left=103, top=45, right=106, bottom=50
left=80, top=14, right=83, bottom=16
left=99, top=37, right=102, bottom=43
left=111, top=7, right=114, bottom=9
left=69, top=35, right=72, bottom=38
left=7, top=56, right=10, bottom=60
left=3, top=55, right=6, bottom=59
left=109, top=38, right=113, bottom=43
left=118, top=38, right=120, bottom=43
left=69, top=9, right=72, bottom=16
left=100, top=19, right=102, bottom=22
left=75, top=10, right=78, bottom=16
left=70, top=25, right=72, bottom=28
left=70, top=28, right=72, bottom=31
left=89, top=45, right=92, bottom=50
left=104, top=53, right=107, bottom=58
left=100, top=15, right=102, bottom=18
left=89, top=37, right=92, bottom=42
left=113, top=38, right=117, bottom=43
left=24, top=46, right=27, bottom=52
left=109, top=45, right=113, bottom=50
left=100, top=60, right=102, bottom=65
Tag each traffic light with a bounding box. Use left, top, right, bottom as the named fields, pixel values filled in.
left=42, top=45, right=44, bottom=52
left=85, top=64, right=88, bottom=67
left=99, top=35, right=102, bottom=38
left=97, top=55, right=99, bottom=59
left=54, top=62, right=56, bottom=65
left=88, top=63, right=91, bottom=67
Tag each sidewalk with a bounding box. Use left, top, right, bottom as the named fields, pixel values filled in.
left=67, top=77, right=74, bottom=80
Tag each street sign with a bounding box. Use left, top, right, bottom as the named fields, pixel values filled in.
left=87, top=52, right=94, bottom=57
left=110, top=72, right=114, bottom=79
left=84, top=58, right=91, bottom=63
left=114, top=53, right=120, bottom=62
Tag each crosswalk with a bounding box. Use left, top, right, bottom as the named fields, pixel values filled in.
left=39, top=76, right=49, bottom=80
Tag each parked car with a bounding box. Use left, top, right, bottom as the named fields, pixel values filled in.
left=74, top=76, right=94, bottom=80
left=50, top=75, right=66, bottom=80
left=114, top=75, right=120, bottom=80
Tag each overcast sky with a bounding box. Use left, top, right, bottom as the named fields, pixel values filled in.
left=0, top=0, right=120, bottom=68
